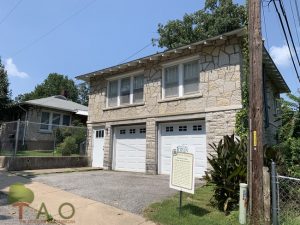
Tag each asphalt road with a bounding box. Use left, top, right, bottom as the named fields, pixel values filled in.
left=31, top=170, right=178, bottom=214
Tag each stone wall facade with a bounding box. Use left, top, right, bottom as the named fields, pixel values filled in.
left=87, top=37, right=244, bottom=174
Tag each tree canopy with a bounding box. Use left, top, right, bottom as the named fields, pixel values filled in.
left=0, top=57, right=11, bottom=120
left=154, top=0, right=246, bottom=49
left=17, top=73, right=79, bottom=102
left=77, top=82, right=89, bottom=106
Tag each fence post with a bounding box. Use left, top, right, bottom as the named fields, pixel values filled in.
left=14, top=119, right=20, bottom=157
left=263, top=167, right=271, bottom=224
left=271, top=162, right=278, bottom=225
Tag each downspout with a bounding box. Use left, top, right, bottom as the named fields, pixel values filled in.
left=18, top=104, right=28, bottom=146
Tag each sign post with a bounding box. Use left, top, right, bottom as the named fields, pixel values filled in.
left=169, top=144, right=195, bottom=216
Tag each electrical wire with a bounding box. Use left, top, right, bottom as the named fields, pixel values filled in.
left=0, top=0, right=23, bottom=26
left=289, top=0, right=300, bottom=47
left=272, top=0, right=300, bottom=82
left=118, top=43, right=153, bottom=64
left=278, top=0, right=300, bottom=67
left=10, top=0, right=96, bottom=57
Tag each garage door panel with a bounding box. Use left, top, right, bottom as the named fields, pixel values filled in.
left=160, top=121, right=207, bottom=177
left=114, top=125, right=146, bottom=173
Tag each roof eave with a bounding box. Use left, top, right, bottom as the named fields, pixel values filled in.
left=76, top=28, right=246, bottom=81
left=263, top=48, right=290, bottom=93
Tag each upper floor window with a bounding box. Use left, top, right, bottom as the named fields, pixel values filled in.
left=107, top=74, right=144, bottom=107
left=163, top=59, right=199, bottom=99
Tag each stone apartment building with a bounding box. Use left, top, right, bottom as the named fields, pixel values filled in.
left=77, top=28, right=289, bottom=177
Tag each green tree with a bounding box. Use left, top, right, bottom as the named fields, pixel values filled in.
left=154, top=0, right=246, bottom=49
left=77, top=82, right=89, bottom=106
left=17, top=73, right=78, bottom=102
left=0, top=57, right=11, bottom=120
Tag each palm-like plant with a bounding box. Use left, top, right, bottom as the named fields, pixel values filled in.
left=206, top=135, right=247, bottom=213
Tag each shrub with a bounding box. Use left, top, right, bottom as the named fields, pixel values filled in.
left=206, top=135, right=247, bottom=213
left=54, top=127, right=86, bottom=154
left=59, top=136, right=77, bottom=156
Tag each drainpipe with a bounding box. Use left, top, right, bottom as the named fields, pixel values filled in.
left=18, top=104, right=28, bottom=146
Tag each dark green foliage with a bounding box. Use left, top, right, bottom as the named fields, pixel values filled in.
left=58, top=136, right=77, bottom=156
left=0, top=57, right=11, bottom=120
left=77, top=82, right=89, bottom=106
left=55, top=126, right=86, bottom=155
left=16, top=73, right=78, bottom=102
left=154, top=0, right=246, bottom=49
left=206, top=135, right=247, bottom=212
left=235, top=37, right=249, bottom=139
left=275, top=92, right=300, bottom=177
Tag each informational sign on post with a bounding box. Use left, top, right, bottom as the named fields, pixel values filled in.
left=169, top=144, right=195, bottom=194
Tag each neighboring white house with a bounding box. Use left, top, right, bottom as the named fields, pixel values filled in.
left=76, top=28, right=289, bottom=176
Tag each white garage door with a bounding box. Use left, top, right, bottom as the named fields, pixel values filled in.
left=114, top=125, right=146, bottom=172
left=159, top=120, right=207, bottom=177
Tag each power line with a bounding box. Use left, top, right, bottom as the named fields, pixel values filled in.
left=0, top=0, right=23, bottom=26
left=262, top=2, right=270, bottom=50
left=289, top=0, right=300, bottom=47
left=278, top=0, right=300, bottom=67
left=118, top=43, right=153, bottom=64
left=11, top=0, right=96, bottom=57
left=272, top=0, right=300, bottom=82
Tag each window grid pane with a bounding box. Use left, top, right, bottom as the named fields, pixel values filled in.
left=63, top=115, right=70, bottom=126
left=52, top=113, right=61, bottom=128
left=40, top=112, right=50, bottom=130
left=164, top=66, right=179, bottom=98
left=108, top=80, right=118, bottom=107
left=184, top=61, right=199, bottom=94
left=120, top=78, right=130, bottom=105
left=133, top=75, right=144, bottom=103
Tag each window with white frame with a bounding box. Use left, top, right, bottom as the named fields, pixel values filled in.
left=163, top=59, right=199, bottom=99
left=107, top=74, right=144, bottom=107
left=40, top=111, right=71, bottom=131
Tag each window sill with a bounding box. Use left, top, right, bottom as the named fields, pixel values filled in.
left=158, top=93, right=203, bottom=103
left=103, top=102, right=145, bottom=111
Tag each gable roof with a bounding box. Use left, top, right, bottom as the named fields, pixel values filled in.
left=76, top=27, right=289, bottom=93
left=23, top=95, right=88, bottom=115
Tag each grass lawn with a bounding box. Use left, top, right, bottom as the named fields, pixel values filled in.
left=144, top=184, right=240, bottom=225
left=0, top=150, right=80, bottom=157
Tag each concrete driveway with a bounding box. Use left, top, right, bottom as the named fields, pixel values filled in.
left=31, top=170, right=177, bottom=214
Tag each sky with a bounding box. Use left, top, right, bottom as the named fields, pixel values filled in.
left=0, top=0, right=299, bottom=98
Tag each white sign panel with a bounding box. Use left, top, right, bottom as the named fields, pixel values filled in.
left=169, top=145, right=195, bottom=194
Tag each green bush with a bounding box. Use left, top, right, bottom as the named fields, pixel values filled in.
left=54, top=127, right=86, bottom=154
left=206, top=135, right=247, bottom=213
left=59, top=136, right=77, bottom=156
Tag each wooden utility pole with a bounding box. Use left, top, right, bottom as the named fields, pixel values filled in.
left=248, top=0, right=264, bottom=224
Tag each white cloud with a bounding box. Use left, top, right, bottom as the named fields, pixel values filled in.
left=269, top=44, right=292, bottom=67
left=4, top=58, right=29, bottom=78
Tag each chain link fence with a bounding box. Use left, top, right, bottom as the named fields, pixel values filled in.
left=271, top=162, right=300, bottom=225
left=0, top=120, right=87, bottom=157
